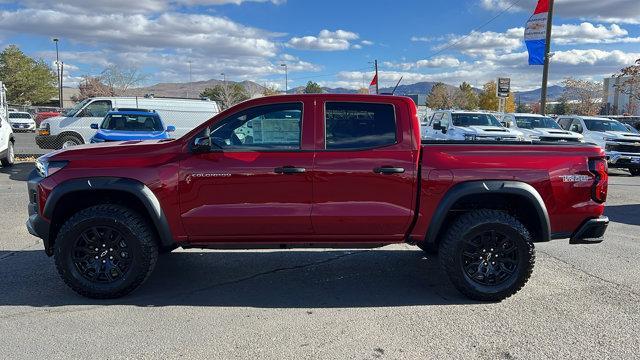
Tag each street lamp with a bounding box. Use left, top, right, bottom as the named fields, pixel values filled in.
left=280, top=64, right=288, bottom=93
left=53, top=38, right=62, bottom=109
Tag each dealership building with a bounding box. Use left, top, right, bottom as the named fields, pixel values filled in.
left=603, top=76, right=639, bottom=115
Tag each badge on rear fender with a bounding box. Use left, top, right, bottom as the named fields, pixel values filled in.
left=560, top=174, right=591, bottom=182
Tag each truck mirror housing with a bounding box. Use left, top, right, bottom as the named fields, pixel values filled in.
left=433, top=121, right=442, bottom=131
left=192, top=136, right=211, bottom=153
left=166, top=125, right=176, bottom=133
left=90, top=123, right=99, bottom=130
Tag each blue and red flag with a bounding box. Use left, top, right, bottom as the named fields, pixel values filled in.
left=525, top=0, right=549, bottom=65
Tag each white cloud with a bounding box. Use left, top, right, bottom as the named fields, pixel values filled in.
left=384, top=57, right=462, bottom=70
left=480, top=0, right=640, bottom=24
left=287, top=29, right=360, bottom=51
left=434, top=30, right=522, bottom=56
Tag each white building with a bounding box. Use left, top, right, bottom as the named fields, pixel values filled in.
left=603, top=76, right=639, bottom=116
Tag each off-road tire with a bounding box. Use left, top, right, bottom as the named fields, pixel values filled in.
left=438, top=209, right=535, bottom=302
left=54, top=204, right=158, bottom=299
left=1, top=140, right=14, bottom=167
left=629, top=168, right=640, bottom=177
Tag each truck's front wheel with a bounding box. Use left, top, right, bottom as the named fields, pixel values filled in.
left=439, top=209, right=535, bottom=302
left=629, top=168, right=640, bottom=177
left=54, top=205, right=158, bottom=299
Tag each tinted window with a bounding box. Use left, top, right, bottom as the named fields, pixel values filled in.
left=101, top=114, right=163, bottom=131
left=515, top=116, right=561, bottom=129
left=9, top=113, right=31, bottom=119
left=325, top=102, right=396, bottom=150
left=452, top=113, right=502, bottom=127
left=557, top=118, right=571, bottom=130
left=584, top=119, right=629, bottom=132
left=208, top=102, right=302, bottom=150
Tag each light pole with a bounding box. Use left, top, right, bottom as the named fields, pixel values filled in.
left=53, top=38, right=62, bottom=109
left=221, top=72, right=226, bottom=84
left=280, top=64, right=288, bottom=93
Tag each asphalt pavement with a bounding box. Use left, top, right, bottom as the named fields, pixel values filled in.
left=12, top=131, right=48, bottom=156
left=0, top=163, right=638, bottom=359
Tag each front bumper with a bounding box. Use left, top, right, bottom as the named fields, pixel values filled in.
left=26, top=170, right=53, bottom=256
left=35, top=135, right=60, bottom=150
left=607, top=151, right=640, bottom=169
left=10, top=123, right=36, bottom=131
left=569, top=216, right=609, bottom=244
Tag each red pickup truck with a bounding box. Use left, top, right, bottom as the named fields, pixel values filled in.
left=27, top=94, right=609, bottom=301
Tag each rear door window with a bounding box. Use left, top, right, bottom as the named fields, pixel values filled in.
left=324, top=102, right=396, bottom=150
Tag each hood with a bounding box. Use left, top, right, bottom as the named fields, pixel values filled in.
left=520, top=128, right=582, bottom=138
left=40, top=115, right=66, bottom=125
left=93, top=129, right=169, bottom=141
left=458, top=125, right=521, bottom=137
left=47, top=138, right=179, bottom=162
left=602, top=131, right=640, bottom=140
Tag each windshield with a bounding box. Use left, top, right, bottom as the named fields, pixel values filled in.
left=452, top=113, right=503, bottom=127
left=584, top=119, right=629, bottom=132
left=9, top=113, right=31, bottom=119
left=101, top=114, right=164, bottom=132
left=625, top=124, right=639, bottom=134
left=515, top=116, right=561, bottom=129
left=64, top=98, right=91, bottom=117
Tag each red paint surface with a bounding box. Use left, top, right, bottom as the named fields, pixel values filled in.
left=41, top=94, right=606, bottom=246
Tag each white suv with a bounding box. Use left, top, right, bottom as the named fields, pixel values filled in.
left=422, top=110, right=525, bottom=141
left=8, top=111, right=36, bottom=132
left=501, top=113, right=583, bottom=142
left=0, top=82, right=14, bottom=167
left=557, top=115, right=640, bottom=176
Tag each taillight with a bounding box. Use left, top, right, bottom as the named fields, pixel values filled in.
left=589, top=158, right=608, bottom=203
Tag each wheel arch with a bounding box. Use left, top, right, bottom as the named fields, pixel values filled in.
left=45, top=177, right=175, bottom=253
left=58, top=131, right=85, bottom=144
left=423, top=181, right=550, bottom=247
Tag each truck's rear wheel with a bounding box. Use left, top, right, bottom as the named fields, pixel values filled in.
left=54, top=205, right=158, bottom=299
left=1, top=141, right=14, bottom=167
left=629, top=168, right=640, bottom=177
left=438, top=209, right=535, bottom=302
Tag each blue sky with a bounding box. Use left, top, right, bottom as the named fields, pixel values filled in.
left=0, top=0, right=639, bottom=91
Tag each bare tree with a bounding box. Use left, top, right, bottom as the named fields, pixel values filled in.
left=74, top=75, right=115, bottom=101
left=100, top=65, right=148, bottom=96
left=201, top=82, right=250, bottom=110
left=561, top=77, right=603, bottom=116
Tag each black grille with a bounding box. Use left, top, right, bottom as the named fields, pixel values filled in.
left=606, top=144, right=640, bottom=153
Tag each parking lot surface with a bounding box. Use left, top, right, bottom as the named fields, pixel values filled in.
left=0, top=163, right=638, bottom=359
left=12, top=132, right=47, bottom=156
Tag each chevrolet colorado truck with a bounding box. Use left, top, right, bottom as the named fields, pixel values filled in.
left=27, top=94, right=609, bottom=301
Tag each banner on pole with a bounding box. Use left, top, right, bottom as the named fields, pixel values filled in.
left=525, top=0, right=549, bottom=65
left=369, top=74, right=378, bottom=95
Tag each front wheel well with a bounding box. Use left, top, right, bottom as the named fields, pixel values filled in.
left=49, top=189, right=162, bottom=250
left=429, top=193, right=545, bottom=250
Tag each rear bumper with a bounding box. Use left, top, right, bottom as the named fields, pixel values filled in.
left=26, top=170, right=53, bottom=256
left=569, top=216, right=609, bottom=244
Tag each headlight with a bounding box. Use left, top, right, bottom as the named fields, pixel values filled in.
left=604, top=137, right=617, bottom=142
left=516, top=135, right=526, bottom=141
left=463, top=134, right=477, bottom=141
left=37, top=122, right=50, bottom=136
left=528, top=135, right=540, bottom=141
left=35, top=156, right=68, bottom=178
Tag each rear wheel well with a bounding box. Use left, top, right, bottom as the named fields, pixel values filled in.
left=49, top=190, right=162, bottom=250
left=430, top=193, right=544, bottom=249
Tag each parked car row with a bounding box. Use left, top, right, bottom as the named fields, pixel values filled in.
left=0, top=82, right=15, bottom=167
left=421, top=110, right=640, bottom=176
left=36, top=96, right=220, bottom=149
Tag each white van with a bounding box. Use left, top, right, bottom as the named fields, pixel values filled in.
left=0, top=82, right=15, bottom=167
left=37, top=97, right=220, bottom=149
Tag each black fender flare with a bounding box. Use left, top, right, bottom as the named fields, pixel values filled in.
left=9, top=133, right=15, bottom=143
left=424, top=180, right=550, bottom=245
left=44, top=177, right=175, bottom=248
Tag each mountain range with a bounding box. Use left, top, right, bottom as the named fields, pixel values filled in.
left=131, top=79, right=564, bottom=103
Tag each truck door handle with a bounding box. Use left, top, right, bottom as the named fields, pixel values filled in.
left=274, top=166, right=306, bottom=174
left=374, top=166, right=405, bottom=174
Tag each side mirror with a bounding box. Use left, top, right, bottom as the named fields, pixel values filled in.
left=432, top=121, right=442, bottom=131
left=90, top=123, right=99, bottom=130
left=192, top=136, right=211, bottom=153
left=166, top=125, right=176, bottom=133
